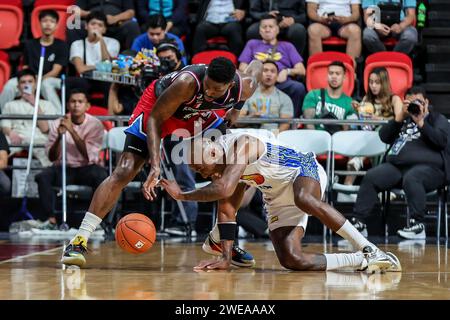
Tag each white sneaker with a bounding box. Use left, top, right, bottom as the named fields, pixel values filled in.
left=361, top=246, right=392, bottom=273
left=397, top=219, right=426, bottom=240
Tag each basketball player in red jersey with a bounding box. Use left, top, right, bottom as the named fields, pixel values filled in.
left=61, top=57, right=262, bottom=268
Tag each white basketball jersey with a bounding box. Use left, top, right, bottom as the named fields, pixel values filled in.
left=216, top=132, right=324, bottom=208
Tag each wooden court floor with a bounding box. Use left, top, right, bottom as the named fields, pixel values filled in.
left=0, top=236, right=449, bottom=300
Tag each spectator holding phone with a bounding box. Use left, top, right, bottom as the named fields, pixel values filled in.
left=306, top=0, right=362, bottom=61
left=0, top=69, right=59, bottom=167
left=362, top=0, right=417, bottom=54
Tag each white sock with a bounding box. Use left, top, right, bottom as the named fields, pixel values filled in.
left=72, top=212, right=103, bottom=243
left=324, top=252, right=365, bottom=270
left=210, top=223, right=220, bottom=242
left=336, top=220, right=375, bottom=251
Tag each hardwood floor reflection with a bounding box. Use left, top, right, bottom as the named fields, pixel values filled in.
left=0, top=240, right=449, bottom=300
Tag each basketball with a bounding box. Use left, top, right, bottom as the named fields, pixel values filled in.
left=115, top=213, right=156, bottom=254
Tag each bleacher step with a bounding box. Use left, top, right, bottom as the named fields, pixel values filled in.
left=426, top=45, right=450, bottom=63
left=428, top=0, right=450, bottom=11
left=423, top=83, right=450, bottom=117
left=425, top=63, right=450, bottom=82
left=427, top=11, right=450, bottom=27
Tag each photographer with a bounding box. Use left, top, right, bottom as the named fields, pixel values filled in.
left=351, top=87, right=450, bottom=240
left=108, top=44, right=183, bottom=116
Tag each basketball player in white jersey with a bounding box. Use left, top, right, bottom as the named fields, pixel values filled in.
left=161, top=132, right=402, bottom=272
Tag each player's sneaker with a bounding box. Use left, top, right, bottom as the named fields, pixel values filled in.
left=61, top=236, right=88, bottom=267
left=362, top=246, right=392, bottom=273
left=202, top=233, right=256, bottom=267
left=385, top=252, right=402, bottom=272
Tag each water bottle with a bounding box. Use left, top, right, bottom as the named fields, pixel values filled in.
left=417, top=2, right=427, bottom=28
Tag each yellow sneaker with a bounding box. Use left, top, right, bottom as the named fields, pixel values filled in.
left=61, top=236, right=88, bottom=267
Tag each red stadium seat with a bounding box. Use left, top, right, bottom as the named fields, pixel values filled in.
left=322, top=36, right=347, bottom=47
left=206, top=36, right=228, bottom=45
left=87, top=106, right=114, bottom=131
left=1, top=0, right=22, bottom=8
left=364, top=52, right=413, bottom=98
left=0, top=51, right=11, bottom=93
left=31, top=4, right=72, bottom=41
left=191, top=50, right=238, bottom=66
left=306, top=51, right=355, bottom=96
left=0, top=5, right=23, bottom=49
left=34, top=0, right=75, bottom=6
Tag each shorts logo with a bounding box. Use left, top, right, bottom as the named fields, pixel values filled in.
left=240, top=173, right=265, bottom=185
left=270, top=216, right=278, bottom=224
left=135, top=240, right=145, bottom=249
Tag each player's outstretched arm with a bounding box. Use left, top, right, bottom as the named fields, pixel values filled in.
left=142, top=74, right=196, bottom=201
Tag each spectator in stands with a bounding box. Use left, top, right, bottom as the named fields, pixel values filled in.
left=69, top=11, right=120, bottom=107
left=306, top=0, right=362, bottom=61
left=192, top=0, right=246, bottom=56
left=136, top=0, right=189, bottom=36
left=0, top=131, right=11, bottom=196
left=69, top=0, right=140, bottom=49
left=0, top=10, right=68, bottom=112
left=240, top=60, right=294, bottom=132
left=131, top=14, right=187, bottom=65
left=344, top=67, right=403, bottom=186
left=351, top=87, right=450, bottom=240
left=302, top=61, right=356, bottom=132
left=35, top=89, right=107, bottom=230
left=239, top=15, right=306, bottom=118
left=1, top=69, right=58, bottom=167
left=247, top=0, right=307, bottom=55
left=362, top=0, right=418, bottom=54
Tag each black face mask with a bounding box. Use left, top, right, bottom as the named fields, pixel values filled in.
left=159, top=57, right=178, bottom=75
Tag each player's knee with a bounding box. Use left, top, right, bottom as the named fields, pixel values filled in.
left=294, top=192, right=317, bottom=214
left=110, top=165, right=135, bottom=186
left=279, top=254, right=309, bottom=271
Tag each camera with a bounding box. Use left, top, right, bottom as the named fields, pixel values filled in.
left=23, top=84, right=33, bottom=95
left=407, top=100, right=422, bottom=116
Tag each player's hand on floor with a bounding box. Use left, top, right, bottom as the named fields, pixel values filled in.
left=159, top=179, right=183, bottom=200
left=194, top=257, right=231, bottom=270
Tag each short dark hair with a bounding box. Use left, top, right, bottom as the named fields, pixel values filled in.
left=86, top=10, right=107, bottom=26
left=69, top=88, right=88, bottom=100
left=147, top=14, right=167, bottom=30
left=260, top=14, right=279, bottom=23
left=207, top=57, right=236, bottom=84
left=405, top=86, right=427, bottom=98
left=17, top=69, right=36, bottom=81
left=39, top=9, right=59, bottom=22
left=263, top=59, right=279, bottom=72
left=328, top=61, right=346, bottom=73
left=157, top=42, right=181, bottom=59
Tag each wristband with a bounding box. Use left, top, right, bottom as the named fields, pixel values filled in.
left=218, top=222, right=237, bottom=241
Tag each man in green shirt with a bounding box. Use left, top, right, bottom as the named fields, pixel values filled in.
left=302, top=61, right=356, bottom=131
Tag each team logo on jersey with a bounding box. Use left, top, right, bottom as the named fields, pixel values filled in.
left=270, top=216, right=278, bottom=224
left=240, top=173, right=265, bottom=185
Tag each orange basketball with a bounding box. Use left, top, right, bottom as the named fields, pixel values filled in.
left=115, top=213, right=156, bottom=254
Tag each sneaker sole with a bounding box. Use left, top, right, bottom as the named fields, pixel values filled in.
left=366, top=260, right=392, bottom=274
left=385, top=252, right=402, bottom=272
left=397, top=231, right=426, bottom=240
left=202, top=242, right=255, bottom=268
left=61, top=255, right=86, bottom=268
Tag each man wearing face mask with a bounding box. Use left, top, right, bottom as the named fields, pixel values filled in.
left=351, top=87, right=450, bottom=240
left=0, top=69, right=59, bottom=167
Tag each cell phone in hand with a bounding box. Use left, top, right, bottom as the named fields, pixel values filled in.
left=328, top=12, right=335, bottom=17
